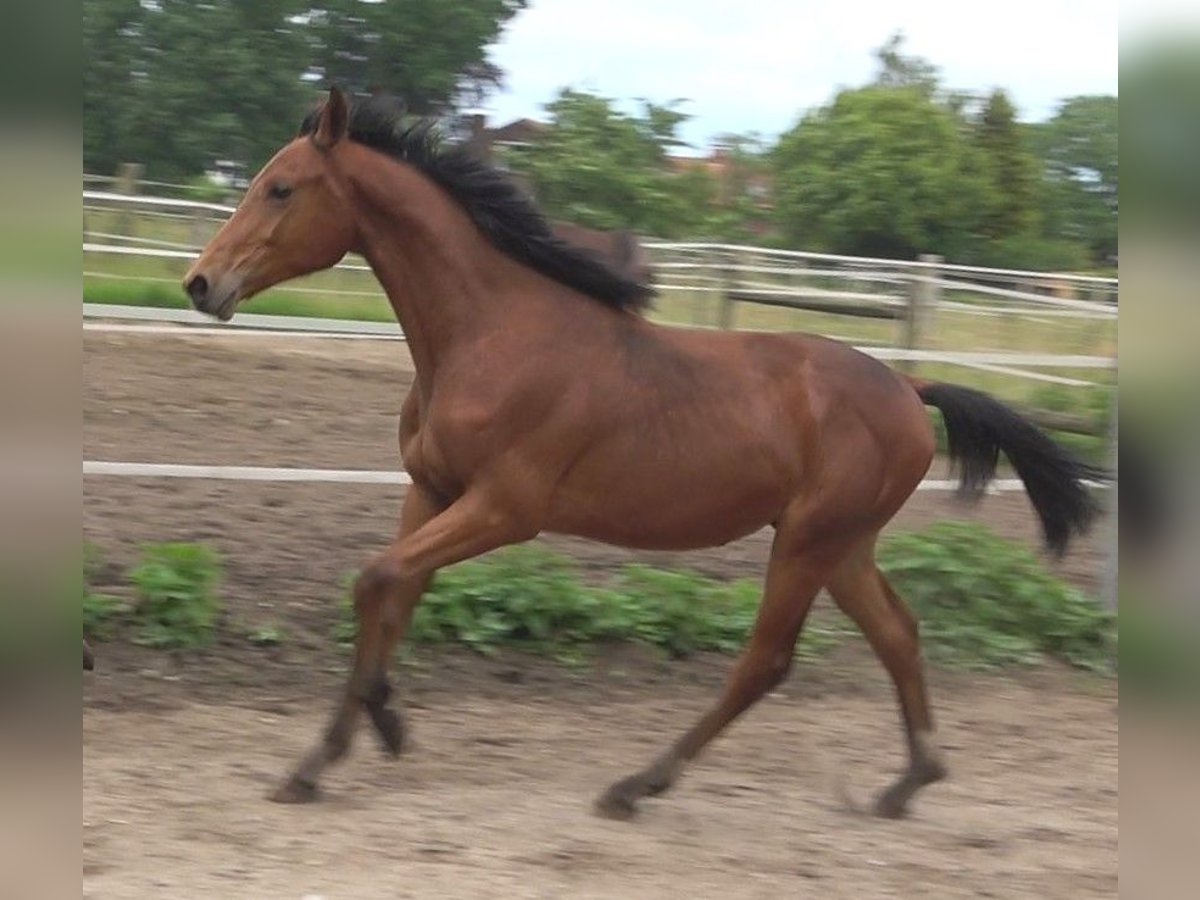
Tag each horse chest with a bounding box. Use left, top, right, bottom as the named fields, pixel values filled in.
left=399, top=413, right=487, bottom=500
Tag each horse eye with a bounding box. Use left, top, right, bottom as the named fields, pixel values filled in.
left=268, top=183, right=293, bottom=201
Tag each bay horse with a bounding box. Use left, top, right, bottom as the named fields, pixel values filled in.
left=183, top=88, right=1106, bottom=820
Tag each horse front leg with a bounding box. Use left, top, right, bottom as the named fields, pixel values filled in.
left=270, top=486, right=442, bottom=803
left=271, top=484, right=536, bottom=803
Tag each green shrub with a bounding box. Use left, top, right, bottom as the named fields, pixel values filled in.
left=127, top=543, right=223, bottom=648
left=334, top=533, right=1110, bottom=673
left=613, top=565, right=759, bottom=656
left=82, top=543, right=127, bottom=640
left=335, top=546, right=846, bottom=662
left=878, top=522, right=1114, bottom=670
left=976, top=233, right=1093, bottom=273
left=82, top=591, right=128, bottom=640
left=413, top=547, right=596, bottom=653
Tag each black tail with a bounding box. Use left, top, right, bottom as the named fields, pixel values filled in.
left=914, top=381, right=1110, bottom=556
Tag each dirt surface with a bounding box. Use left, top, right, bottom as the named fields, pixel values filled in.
left=83, top=327, right=1117, bottom=899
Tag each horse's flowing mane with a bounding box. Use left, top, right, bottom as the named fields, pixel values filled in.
left=298, top=96, right=651, bottom=312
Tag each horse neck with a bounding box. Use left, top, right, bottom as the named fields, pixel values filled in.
left=344, top=150, right=509, bottom=383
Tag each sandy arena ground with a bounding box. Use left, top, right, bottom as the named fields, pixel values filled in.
left=83, top=328, right=1117, bottom=899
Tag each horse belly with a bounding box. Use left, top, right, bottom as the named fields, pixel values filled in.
left=547, top=451, right=788, bottom=551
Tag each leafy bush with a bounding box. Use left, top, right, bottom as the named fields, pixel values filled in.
left=336, top=546, right=847, bottom=662
left=411, top=548, right=611, bottom=654
left=127, top=543, right=223, bottom=648
left=878, top=522, right=1114, bottom=670
left=82, top=543, right=127, bottom=640
left=976, top=233, right=1093, bottom=272
left=612, top=565, right=760, bottom=657
left=86, top=530, right=1111, bottom=676
left=82, top=591, right=128, bottom=640
left=335, top=532, right=1111, bottom=673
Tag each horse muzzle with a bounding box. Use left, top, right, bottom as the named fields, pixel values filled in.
left=183, top=269, right=243, bottom=321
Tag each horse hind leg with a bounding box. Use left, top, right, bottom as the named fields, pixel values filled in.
left=826, top=540, right=948, bottom=818
left=595, top=524, right=852, bottom=820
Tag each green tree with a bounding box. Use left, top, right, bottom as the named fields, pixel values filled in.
left=306, top=0, right=527, bottom=113
left=84, top=0, right=310, bottom=178
left=82, top=0, right=146, bottom=176
left=1027, top=95, right=1118, bottom=261
left=975, top=89, right=1039, bottom=239
left=82, top=0, right=527, bottom=178
left=503, top=89, right=721, bottom=238
left=772, top=84, right=995, bottom=260
left=705, top=132, right=776, bottom=242
left=873, top=31, right=940, bottom=97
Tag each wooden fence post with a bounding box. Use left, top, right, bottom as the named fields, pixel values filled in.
left=691, top=248, right=705, bottom=326
left=114, top=162, right=144, bottom=243
left=902, top=253, right=941, bottom=370
left=114, top=162, right=143, bottom=196
left=717, top=247, right=737, bottom=330
left=189, top=206, right=209, bottom=249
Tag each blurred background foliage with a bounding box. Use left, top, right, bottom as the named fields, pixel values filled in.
left=83, top=3, right=1116, bottom=269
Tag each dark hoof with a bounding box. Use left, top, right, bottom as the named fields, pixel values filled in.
left=873, top=790, right=909, bottom=819
left=593, top=786, right=639, bottom=821
left=874, top=757, right=947, bottom=819
left=593, top=770, right=660, bottom=821
left=594, top=758, right=678, bottom=820
left=269, top=776, right=320, bottom=804
left=368, top=705, right=407, bottom=757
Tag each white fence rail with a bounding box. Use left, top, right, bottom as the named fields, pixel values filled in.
left=85, top=459, right=1112, bottom=495
left=82, top=302, right=1112, bottom=380
left=82, top=189, right=1118, bottom=303
left=82, top=189, right=1117, bottom=401
left=83, top=303, right=405, bottom=338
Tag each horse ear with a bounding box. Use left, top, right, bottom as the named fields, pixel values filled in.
left=312, top=85, right=349, bottom=150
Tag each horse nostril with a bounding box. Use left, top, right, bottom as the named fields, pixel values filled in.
left=185, top=274, right=209, bottom=306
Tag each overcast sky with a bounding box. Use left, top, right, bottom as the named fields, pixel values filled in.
left=480, top=0, right=1129, bottom=150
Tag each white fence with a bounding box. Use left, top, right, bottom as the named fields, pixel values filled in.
left=82, top=188, right=1118, bottom=303
left=82, top=189, right=1117, bottom=404
left=81, top=302, right=1111, bottom=370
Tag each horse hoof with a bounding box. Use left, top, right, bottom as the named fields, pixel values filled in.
left=269, top=777, right=320, bottom=804
left=873, top=792, right=909, bottom=820
left=593, top=790, right=638, bottom=821
left=370, top=706, right=407, bottom=758
left=593, top=776, right=644, bottom=821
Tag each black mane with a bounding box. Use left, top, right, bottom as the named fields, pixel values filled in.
left=299, top=96, right=651, bottom=312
